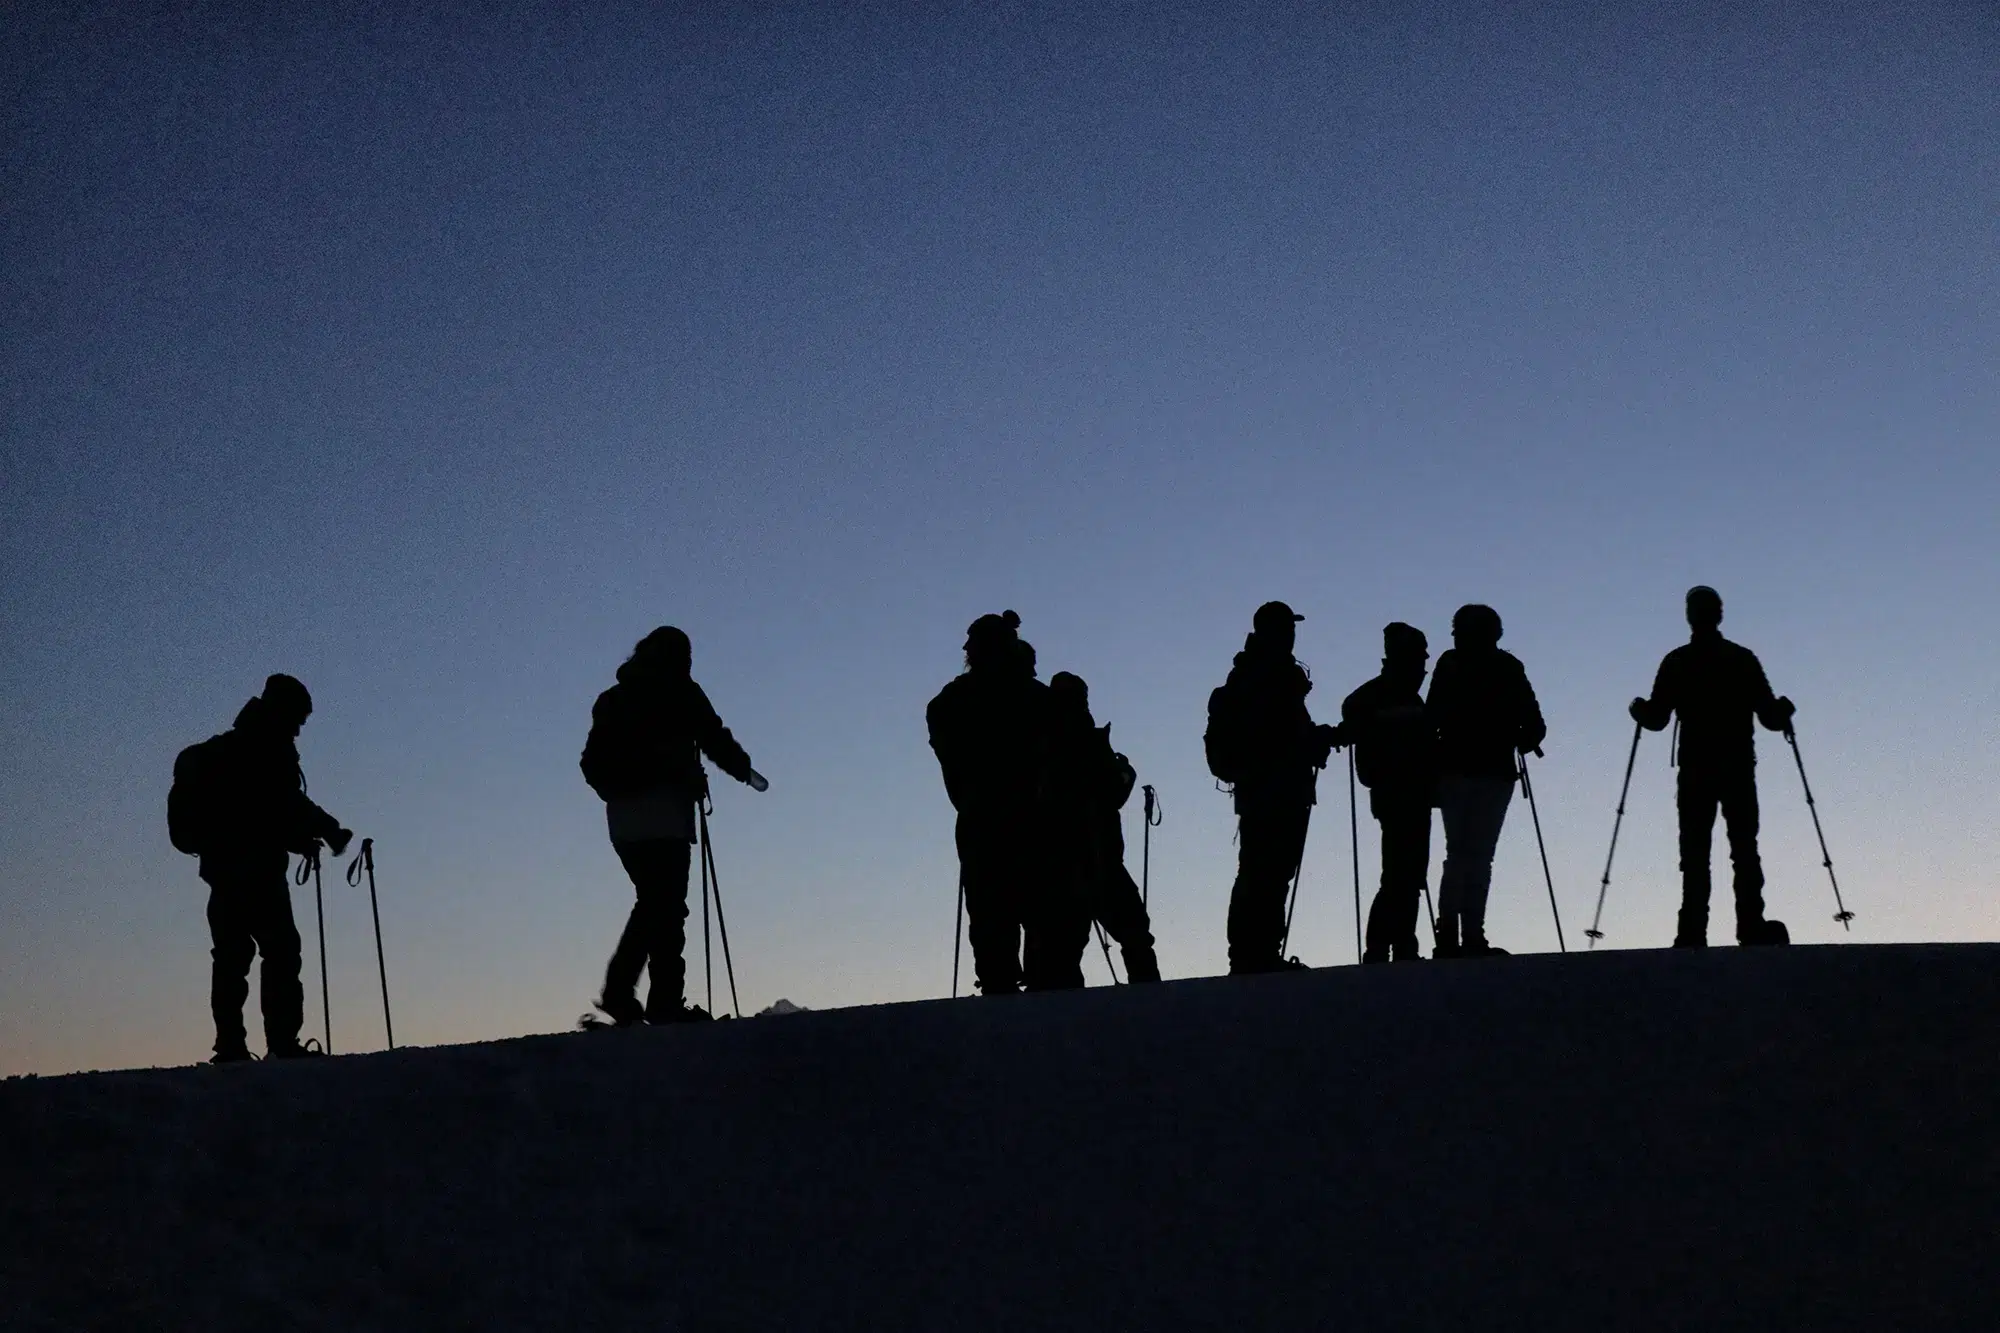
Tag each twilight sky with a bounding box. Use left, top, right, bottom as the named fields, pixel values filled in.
left=4, top=1, right=1995, bottom=1075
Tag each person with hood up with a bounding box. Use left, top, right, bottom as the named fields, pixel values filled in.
left=927, top=611, right=1054, bottom=994
left=1046, top=671, right=1161, bottom=985
left=168, top=673, right=352, bottom=1062
left=580, top=626, right=766, bottom=1026
left=1424, top=604, right=1545, bottom=958
left=1205, top=601, right=1343, bottom=974
left=1341, top=622, right=1438, bottom=964
left=1629, top=586, right=1796, bottom=947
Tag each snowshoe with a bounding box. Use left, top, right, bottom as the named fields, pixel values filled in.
left=650, top=1003, right=713, bottom=1025
left=209, top=1048, right=257, bottom=1065
left=267, top=1039, right=326, bottom=1060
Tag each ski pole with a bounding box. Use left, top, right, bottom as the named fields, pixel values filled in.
left=1095, top=920, right=1121, bottom=985
left=1279, top=806, right=1313, bottom=960
left=296, top=848, right=332, bottom=1053
left=1348, top=748, right=1363, bottom=964
left=1518, top=751, right=1566, bottom=953
left=697, top=802, right=742, bottom=1018
left=345, top=838, right=394, bottom=1049
left=1141, top=784, right=1160, bottom=909
left=1786, top=726, right=1854, bottom=930
left=1586, top=722, right=1644, bottom=948
left=952, top=872, right=966, bottom=998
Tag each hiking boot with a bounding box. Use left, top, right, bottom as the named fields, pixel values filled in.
left=1463, top=942, right=1510, bottom=958
left=1362, top=949, right=1391, bottom=965
left=595, top=992, right=645, bottom=1027
left=210, top=1047, right=255, bottom=1065
left=1741, top=919, right=1790, bottom=946
left=650, top=1003, right=712, bottom=1024
left=1122, top=945, right=1162, bottom=984
left=1393, top=938, right=1426, bottom=962
left=1672, top=935, right=1707, bottom=949
left=267, top=1040, right=326, bottom=1060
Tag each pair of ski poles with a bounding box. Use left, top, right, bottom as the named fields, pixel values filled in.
left=1585, top=720, right=1853, bottom=946
left=951, top=783, right=1163, bottom=997
left=293, top=837, right=397, bottom=1053
left=696, top=797, right=744, bottom=1019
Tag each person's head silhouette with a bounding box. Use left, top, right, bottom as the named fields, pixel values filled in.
left=260, top=673, right=312, bottom=737
left=1686, top=586, right=1723, bottom=633
left=964, top=610, right=1022, bottom=672
left=632, top=626, right=693, bottom=677
left=1451, top=604, right=1502, bottom=650
left=1382, top=622, right=1429, bottom=681
left=1251, top=600, right=1303, bottom=655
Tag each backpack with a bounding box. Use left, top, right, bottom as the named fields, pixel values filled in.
left=168, top=735, right=227, bottom=855
left=1204, top=684, right=1244, bottom=786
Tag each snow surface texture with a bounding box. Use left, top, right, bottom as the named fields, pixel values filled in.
left=4, top=945, right=1995, bottom=1332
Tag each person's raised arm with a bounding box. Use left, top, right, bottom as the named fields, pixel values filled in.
left=692, top=684, right=764, bottom=789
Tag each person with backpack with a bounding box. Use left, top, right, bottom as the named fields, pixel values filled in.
left=1205, top=601, right=1343, bottom=974
left=1630, top=586, right=1796, bottom=947
left=169, top=674, right=352, bottom=1062
left=1046, top=671, right=1161, bottom=985
left=580, top=627, right=766, bottom=1026
left=1424, top=605, right=1546, bottom=958
left=927, top=611, right=1055, bottom=994
left=1341, top=622, right=1438, bottom=964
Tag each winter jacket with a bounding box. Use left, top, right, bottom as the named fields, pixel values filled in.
left=191, top=696, right=341, bottom=868
left=1425, top=647, right=1546, bottom=782
left=1632, top=630, right=1790, bottom=771
left=580, top=658, right=753, bottom=802
left=927, top=667, right=1053, bottom=814
left=1207, top=639, right=1331, bottom=810
left=1341, top=671, right=1436, bottom=803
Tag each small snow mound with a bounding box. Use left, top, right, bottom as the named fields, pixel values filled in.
left=756, top=998, right=808, bottom=1017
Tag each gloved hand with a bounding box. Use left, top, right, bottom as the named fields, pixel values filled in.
left=326, top=827, right=355, bottom=858
left=1774, top=696, right=1797, bottom=735
left=1628, top=697, right=1649, bottom=724
left=746, top=769, right=770, bottom=793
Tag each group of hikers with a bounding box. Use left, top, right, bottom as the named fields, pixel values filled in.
left=170, top=585, right=1805, bottom=1059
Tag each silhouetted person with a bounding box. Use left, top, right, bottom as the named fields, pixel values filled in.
left=1630, top=586, right=1796, bottom=947
left=928, top=611, right=1054, bottom=994
left=1342, top=623, right=1437, bottom=964
left=1206, top=601, right=1342, bottom=974
left=1425, top=605, right=1545, bottom=958
left=169, top=674, right=351, bottom=1062
left=1047, top=671, right=1161, bottom=984
left=580, top=627, right=766, bottom=1025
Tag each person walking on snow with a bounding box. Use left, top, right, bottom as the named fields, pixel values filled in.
left=1206, top=601, right=1343, bottom=974
left=1425, top=605, right=1545, bottom=959
left=581, top=627, right=766, bottom=1026
left=1629, top=586, right=1796, bottom=947
left=1341, top=622, right=1438, bottom=964
left=1046, top=671, right=1162, bottom=985
left=169, top=673, right=352, bottom=1062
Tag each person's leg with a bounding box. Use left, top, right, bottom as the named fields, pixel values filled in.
left=958, top=812, right=1024, bottom=994
left=1377, top=798, right=1431, bottom=960
left=1676, top=770, right=1721, bottom=946
left=600, top=841, right=656, bottom=1021
left=203, top=870, right=256, bottom=1058
left=1227, top=803, right=1309, bottom=972
left=246, top=872, right=306, bottom=1052
left=1719, top=769, right=1768, bottom=942
left=618, top=839, right=692, bottom=1020
left=1456, top=777, right=1513, bottom=949
left=1434, top=777, right=1469, bottom=954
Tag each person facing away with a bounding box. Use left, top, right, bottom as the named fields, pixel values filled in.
left=1205, top=601, right=1343, bottom=974
left=580, top=626, right=765, bottom=1026
left=927, top=610, right=1054, bottom=994
left=169, top=673, right=352, bottom=1062
left=1424, top=605, right=1545, bottom=958
left=1629, top=586, right=1796, bottom=947
left=1341, top=622, right=1437, bottom=964
left=1046, top=671, right=1161, bottom=984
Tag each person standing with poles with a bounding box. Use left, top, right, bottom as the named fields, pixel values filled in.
left=1205, top=601, right=1342, bottom=975
left=928, top=611, right=1053, bottom=995
left=167, top=673, right=352, bottom=1062
left=1425, top=605, right=1546, bottom=959
left=1341, top=622, right=1438, bottom=964
left=1629, top=586, right=1796, bottom=948
left=1046, top=671, right=1162, bottom=985
left=580, top=627, right=767, bottom=1027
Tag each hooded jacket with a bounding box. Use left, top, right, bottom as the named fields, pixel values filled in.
left=192, top=696, right=342, bottom=870
left=927, top=665, right=1052, bottom=815
left=580, top=657, right=753, bottom=802
left=1425, top=646, right=1546, bottom=782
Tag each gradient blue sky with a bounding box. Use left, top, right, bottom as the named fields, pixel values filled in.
left=4, top=1, right=1995, bottom=1075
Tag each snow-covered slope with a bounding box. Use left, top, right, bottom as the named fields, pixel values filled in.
left=5, top=944, right=1995, bottom=1331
